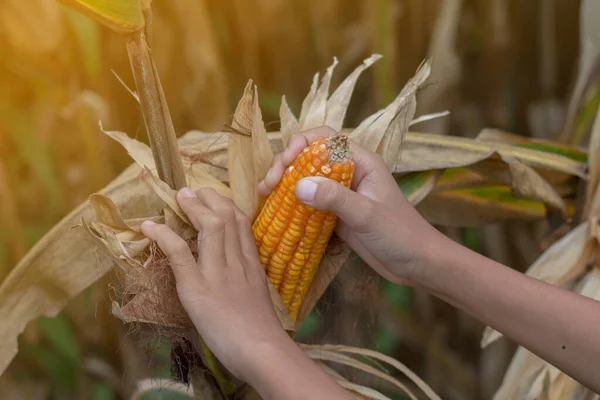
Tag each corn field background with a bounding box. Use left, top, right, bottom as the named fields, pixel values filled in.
left=1, top=0, right=598, bottom=399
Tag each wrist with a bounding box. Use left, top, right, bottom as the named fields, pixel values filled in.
left=236, top=330, right=298, bottom=385
left=409, top=228, right=467, bottom=290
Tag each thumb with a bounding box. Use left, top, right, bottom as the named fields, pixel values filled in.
left=295, top=176, right=373, bottom=229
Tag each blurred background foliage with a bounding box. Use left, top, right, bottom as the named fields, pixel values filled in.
left=0, top=0, right=593, bottom=399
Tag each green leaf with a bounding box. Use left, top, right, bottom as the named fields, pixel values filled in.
left=295, top=311, right=321, bottom=340
left=513, top=142, right=587, bottom=163
left=27, top=344, right=77, bottom=389
left=57, top=0, right=145, bottom=35
left=37, top=313, right=81, bottom=365
left=397, top=171, right=435, bottom=197
left=374, top=322, right=397, bottom=355
left=381, top=280, right=411, bottom=312
left=92, top=382, right=116, bottom=400
left=64, top=7, right=102, bottom=79
left=0, top=102, right=63, bottom=211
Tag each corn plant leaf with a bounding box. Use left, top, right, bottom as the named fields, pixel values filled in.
left=140, top=167, right=191, bottom=226
left=301, top=58, right=338, bottom=130
left=416, top=186, right=546, bottom=227
left=396, top=170, right=442, bottom=205
left=90, top=194, right=134, bottom=231
left=103, top=128, right=156, bottom=173
left=585, top=108, right=600, bottom=218
left=350, top=60, right=431, bottom=164
left=491, top=347, right=547, bottom=400
left=477, top=128, right=588, bottom=163
left=279, top=95, right=299, bottom=147
left=399, top=132, right=586, bottom=179
left=252, top=87, right=274, bottom=216
left=301, top=344, right=441, bottom=400
left=528, top=365, right=578, bottom=400
left=481, top=221, right=595, bottom=347
left=302, top=348, right=419, bottom=400
left=514, top=142, right=588, bottom=164
left=299, top=72, right=320, bottom=127
left=63, top=7, right=101, bottom=79
left=266, top=282, right=295, bottom=332
left=228, top=81, right=258, bottom=218
left=325, top=54, right=382, bottom=132
left=0, top=164, right=162, bottom=376
left=502, top=156, right=565, bottom=213
left=57, top=0, right=145, bottom=34
left=434, top=167, right=488, bottom=191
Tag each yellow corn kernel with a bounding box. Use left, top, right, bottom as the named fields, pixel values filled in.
left=252, top=133, right=354, bottom=321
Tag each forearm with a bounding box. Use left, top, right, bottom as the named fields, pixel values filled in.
left=417, top=235, right=600, bottom=392
left=240, top=334, right=354, bottom=400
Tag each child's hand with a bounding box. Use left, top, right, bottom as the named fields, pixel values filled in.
left=258, top=126, right=443, bottom=286
left=141, top=188, right=287, bottom=382
left=141, top=187, right=355, bottom=399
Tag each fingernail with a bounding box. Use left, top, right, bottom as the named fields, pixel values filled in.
left=141, top=220, right=156, bottom=230
left=264, top=167, right=275, bottom=183
left=179, top=187, right=197, bottom=198
left=295, top=179, right=318, bottom=202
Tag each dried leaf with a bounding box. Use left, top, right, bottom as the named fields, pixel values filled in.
left=399, top=132, right=586, bottom=178
left=528, top=365, right=578, bottom=400
left=417, top=186, right=546, bottom=227
left=585, top=107, right=600, bottom=218
left=302, top=348, right=418, bottom=400
left=301, top=57, right=339, bottom=129
left=266, top=282, right=295, bottom=332
left=90, top=194, right=134, bottom=231
left=140, top=167, right=191, bottom=225
left=491, top=347, right=546, bottom=400
left=252, top=86, right=274, bottom=216
left=0, top=164, right=162, bottom=376
left=299, top=72, right=320, bottom=127
left=502, top=156, right=565, bottom=212
left=325, top=54, right=382, bottom=131
left=408, top=111, right=450, bottom=128
left=350, top=60, right=431, bottom=161
left=103, top=127, right=156, bottom=172
left=228, top=81, right=258, bottom=217
left=302, top=344, right=441, bottom=400
left=279, top=95, right=300, bottom=147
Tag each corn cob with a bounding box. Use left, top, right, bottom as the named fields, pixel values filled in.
left=252, top=133, right=354, bottom=321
